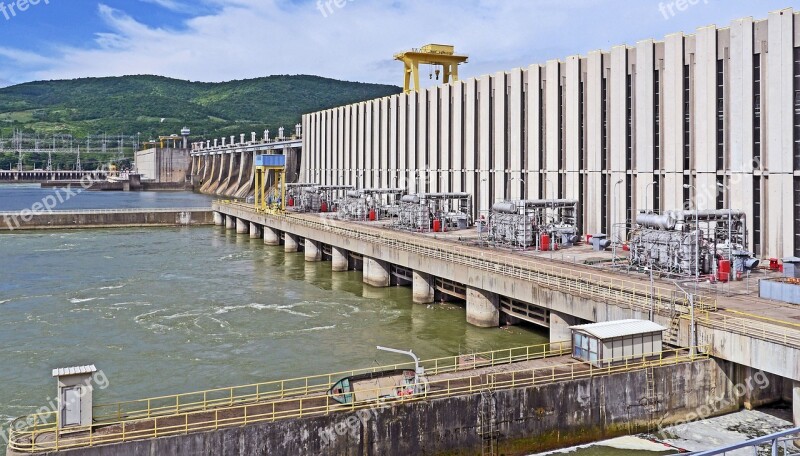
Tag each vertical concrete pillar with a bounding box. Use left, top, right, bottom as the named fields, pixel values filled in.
left=793, top=382, right=800, bottom=428
left=412, top=271, right=435, bottom=304
left=263, top=226, right=281, bottom=246
left=305, top=240, right=322, bottom=262
left=549, top=310, right=579, bottom=344
left=236, top=218, right=249, bottom=234
left=284, top=234, right=299, bottom=253
left=213, top=211, right=224, bottom=226
left=466, top=287, right=500, bottom=328
left=225, top=215, right=236, bottom=230
left=363, top=256, right=391, bottom=287
left=249, top=222, right=262, bottom=239
left=331, top=246, right=349, bottom=272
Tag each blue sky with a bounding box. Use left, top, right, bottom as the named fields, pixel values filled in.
left=0, top=0, right=797, bottom=88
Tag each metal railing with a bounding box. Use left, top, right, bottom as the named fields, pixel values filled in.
left=689, top=426, right=800, bottom=455
left=8, top=344, right=706, bottom=453
left=8, top=342, right=570, bottom=452
left=695, top=310, right=800, bottom=349
left=217, top=201, right=716, bottom=315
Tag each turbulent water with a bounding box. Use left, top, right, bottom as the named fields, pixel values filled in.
left=0, top=200, right=547, bottom=451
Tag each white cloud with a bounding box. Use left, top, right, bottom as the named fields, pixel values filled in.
left=138, top=0, right=188, bottom=12
left=1, top=0, right=798, bottom=87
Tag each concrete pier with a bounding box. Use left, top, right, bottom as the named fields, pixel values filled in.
left=363, top=256, right=391, bottom=287
left=331, top=246, right=348, bottom=272
left=284, top=234, right=300, bottom=253
left=305, top=240, right=322, bottom=262
left=466, top=287, right=500, bottom=328
left=225, top=215, right=236, bottom=230
left=236, top=218, right=249, bottom=234
left=794, top=382, right=800, bottom=428
left=550, top=311, right=580, bottom=344
left=249, top=222, right=262, bottom=239
left=263, top=227, right=281, bottom=246
left=213, top=211, right=224, bottom=226
left=412, top=271, right=435, bottom=304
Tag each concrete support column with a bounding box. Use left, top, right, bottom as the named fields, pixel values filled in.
left=263, top=226, right=281, bottom=246
left=249, top=222, right=262, bottom=239
left=466, top=287, right=500, bottom=328
left=225, top=215, right=236, bottom=230
left=236, top=218, right=249, bottom=234
left=213, top=211, right=224, bottom=226
left=363, top=256, right=391, bottom=287
left=793, top=382, right=800, bottom=429
left=284, top=234, right=299, bottom=253
left=412, top=271, right=435, bottom=304
left=549, top=310, right=579, bottom=344
left=331, top=246, right=349, bottom=272
left=305, top=240, right=322, bottom=262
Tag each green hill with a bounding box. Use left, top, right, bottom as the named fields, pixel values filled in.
left=0, top=74, right=401, bottom=140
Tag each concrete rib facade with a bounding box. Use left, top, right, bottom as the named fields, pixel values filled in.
left=302, top=8, right=800, bottom=259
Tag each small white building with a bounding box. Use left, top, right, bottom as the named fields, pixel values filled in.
left=570, top=319, right=667, bottom=367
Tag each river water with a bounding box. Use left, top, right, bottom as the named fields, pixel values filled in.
left=0, top=185, right=786, bottom=456
left=0, top=184, right=548, bottom=452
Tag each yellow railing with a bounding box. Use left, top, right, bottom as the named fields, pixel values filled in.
left=216, top=201, right=717, bottom=315
left=8, top=345, right=706, bottom=453
left=488, top=345, right=709, bottom=390
left=695, top=310, right=800, bottom=349
left=8, top=342, right=570, bottom=452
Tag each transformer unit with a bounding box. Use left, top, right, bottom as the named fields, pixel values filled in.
left=294, top=185, right=354, bottom=213
left=628, top=210, right=758, bottom=279
left=286, top=183, right=319, bottom=209
left=337, top=188, right=406, bottom=221
left=393, top=193, right=473, bottom=232
left=484, top=199, right=579, bottom=250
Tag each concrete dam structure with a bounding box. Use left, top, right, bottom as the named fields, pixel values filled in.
left=189, top=130, right=302, bottom=198
left=301, top=7, right=800, bottom=260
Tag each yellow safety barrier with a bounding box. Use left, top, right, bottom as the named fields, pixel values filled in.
left=215, top=201, right=717, bottom=316
left=8, top=342, right=570, bottom=452
left=8, top=344, right=705, bottom=453
left=694, top=310, right=800, bottom=349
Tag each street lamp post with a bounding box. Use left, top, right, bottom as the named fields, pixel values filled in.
left=683, top=184, right=700, bottom=290
left=612, top=179, right=624, bottom=266
left=645, top=181, right=656, bottom=214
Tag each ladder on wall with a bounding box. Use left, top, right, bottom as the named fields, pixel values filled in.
left=645, top=367, right=658, bottom=414
left=479, top=389, right=499, bottom=456
left=665, top=313, right=682, bottom=346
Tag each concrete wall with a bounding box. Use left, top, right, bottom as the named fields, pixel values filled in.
left=135, top=148, right=191, bottom=183
left=0, top=210, right=213, bottom=231
left=45, top=359, right=784, bottom=456
left=302, top=8, right=800, bottom=260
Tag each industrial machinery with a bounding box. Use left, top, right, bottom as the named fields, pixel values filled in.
left=285, top=183, right=318, bottom=208
left=337, top=188, right=406, bottom=221
left=294, top=185, right=354, bottom=213
left=483, top=199, right=580, bottom=250
left=393, top=44, right=469, bottom=93
left=393, top=192, right=473, bottom=232
left=628, top=209, right=758, bottom=279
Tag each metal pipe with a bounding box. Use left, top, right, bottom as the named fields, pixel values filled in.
left=376, top=346, right=423, bottom=381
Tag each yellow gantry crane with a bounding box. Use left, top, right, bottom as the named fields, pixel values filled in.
left=394, top=44, right=469, bottom=93
left=254, top=154, right=286, bottom=213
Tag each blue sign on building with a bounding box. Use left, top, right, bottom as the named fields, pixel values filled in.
left=256, top=155, right=286, bottom=167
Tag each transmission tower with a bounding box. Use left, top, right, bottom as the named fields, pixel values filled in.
left=76, top=145, right=82, bottom=171
left=47, top=137, right=53, bottom=171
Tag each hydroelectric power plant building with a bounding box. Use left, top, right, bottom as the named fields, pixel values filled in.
left=301, top=8, right=800, bottom=260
